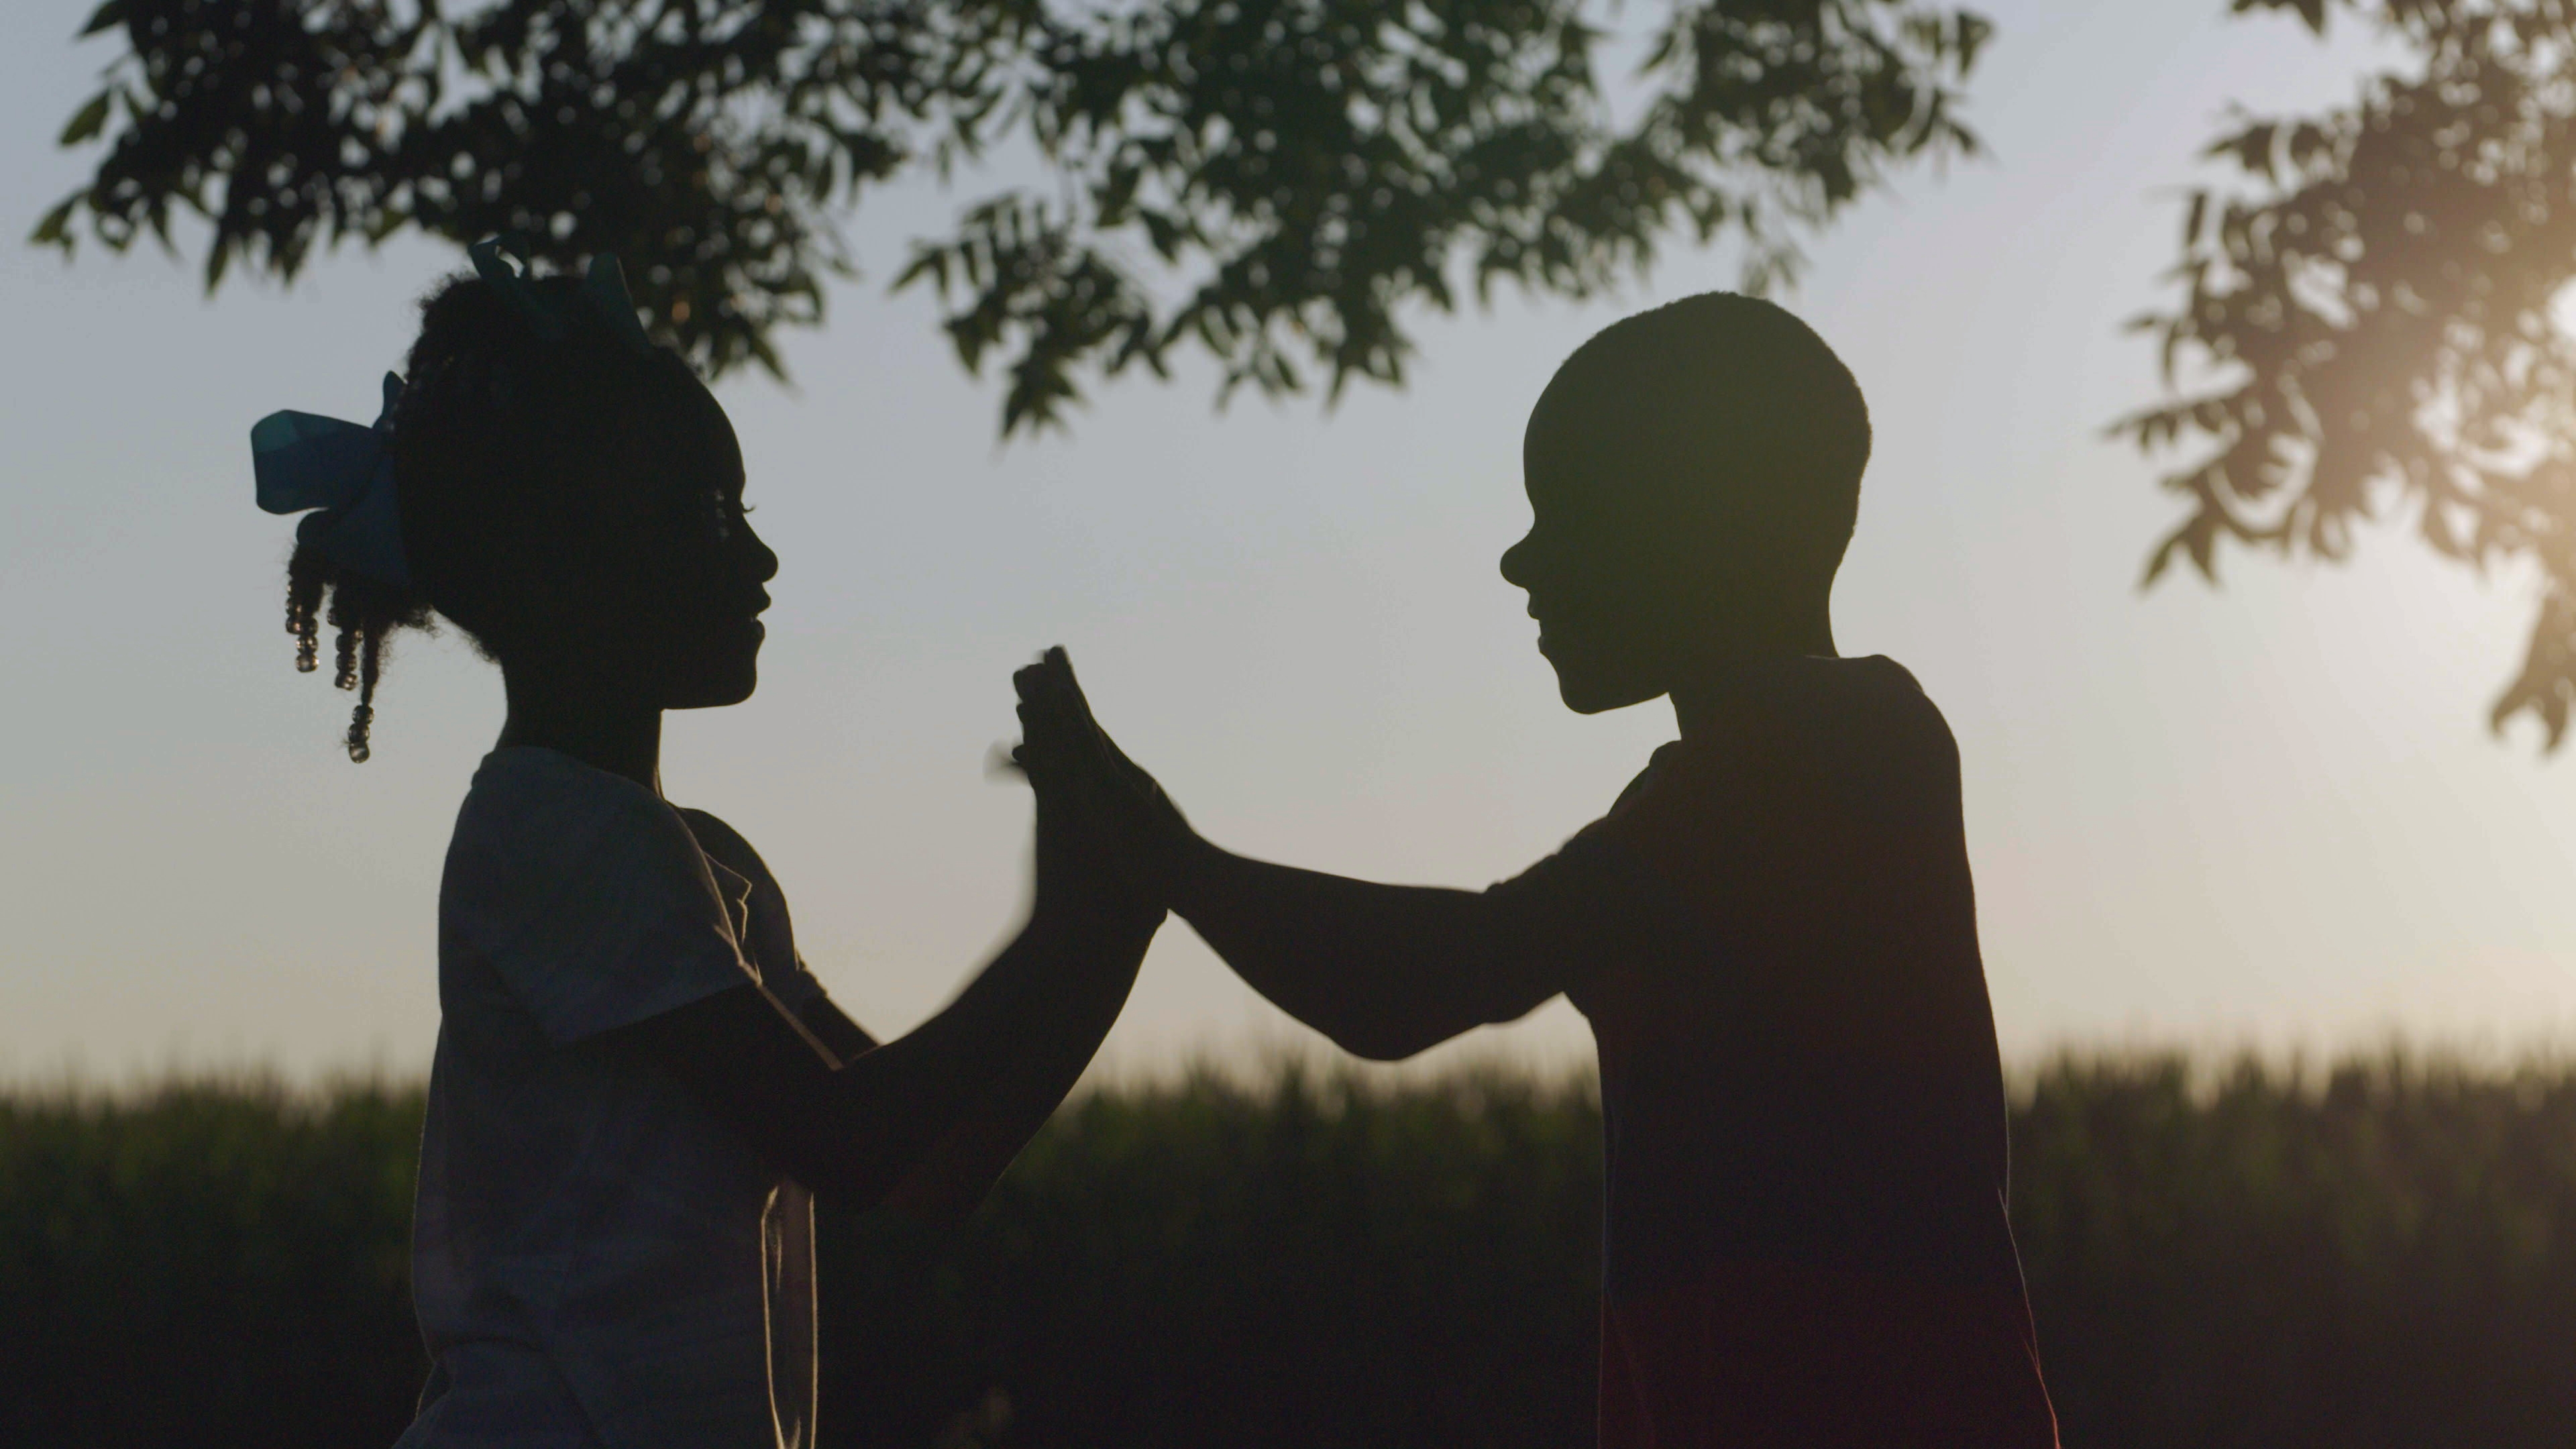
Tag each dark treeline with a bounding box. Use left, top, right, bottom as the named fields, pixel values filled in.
left=9, top=1054, right=2576, bottom=1448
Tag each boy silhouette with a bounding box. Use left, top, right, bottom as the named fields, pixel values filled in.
left=1014, top=294, right=2059, bottom=1447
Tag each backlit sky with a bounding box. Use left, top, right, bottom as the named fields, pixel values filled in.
left=9, top=2, right=2576, bottom=1083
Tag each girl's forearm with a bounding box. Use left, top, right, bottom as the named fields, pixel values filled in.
left=881, top=911, right=1156, bottom=1221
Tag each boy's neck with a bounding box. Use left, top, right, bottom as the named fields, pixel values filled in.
left=497, top=670, right=665, bottom=795
left=1666, top=614, right=1839, bottom=742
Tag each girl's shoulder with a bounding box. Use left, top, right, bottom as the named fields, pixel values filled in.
left=447, top=747, right=724, bottom=925
left=455, top=747, right=690, bottom=850
left=667, top=806, right=778, bottom=897
left=443, top=750, right=753, bottom=1043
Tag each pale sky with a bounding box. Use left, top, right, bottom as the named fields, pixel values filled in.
left=8, top=2, right=2576, bottom=1083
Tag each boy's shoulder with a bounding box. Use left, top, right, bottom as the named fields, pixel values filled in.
left=1674, top=655, right=1954, bottom=781
left=1596, top=657, right=1959, bottom=872
left=1766, top=653, right=1947, bottom=733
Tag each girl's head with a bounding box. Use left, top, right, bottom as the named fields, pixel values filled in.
left=284, top=259, right=775, bottom=759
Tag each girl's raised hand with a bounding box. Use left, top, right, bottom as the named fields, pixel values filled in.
left=1012, top=647, right=1195, bottom=904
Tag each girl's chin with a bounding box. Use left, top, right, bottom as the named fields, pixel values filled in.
left=666, top=662, right=760, bottom=710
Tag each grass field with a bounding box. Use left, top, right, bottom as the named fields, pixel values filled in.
left=9, top=1052, right=2576, bottom=1446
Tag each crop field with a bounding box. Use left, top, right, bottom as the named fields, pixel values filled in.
left=8, top=1053, right=2576, bottom=1446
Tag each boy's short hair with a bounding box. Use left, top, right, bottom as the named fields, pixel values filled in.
left=1547, top=293, right=1871, bottom=583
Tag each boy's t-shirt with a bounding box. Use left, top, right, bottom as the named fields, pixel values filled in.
left=401, top=747, right=828, bottom=1449
left=1487, top=656, right=2059, bottom=1448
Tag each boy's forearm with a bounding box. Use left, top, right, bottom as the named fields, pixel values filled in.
left=1165, top=839, right=1491, bottom=1061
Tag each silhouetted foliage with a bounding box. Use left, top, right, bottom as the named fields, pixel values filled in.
left=0, top=1077, right=425, bottom=1448
left=38, top=0, right=1988, bottom=434
left=2120, top=0, right=2576, bottom=747
left=16, top=1056, right=2576, bottom=1446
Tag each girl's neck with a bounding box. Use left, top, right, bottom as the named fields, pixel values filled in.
left=497, top=669, right=665, bottom=794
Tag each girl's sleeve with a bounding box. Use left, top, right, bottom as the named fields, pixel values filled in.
left=669, top=806, right=827, bottom=1016
left=444, top=780, right=754, bottom=1044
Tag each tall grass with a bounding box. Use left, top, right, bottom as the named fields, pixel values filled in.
left=0, top=1076, right=425, bottom=1446
left=9, top=1054, right=2576, bottom=1446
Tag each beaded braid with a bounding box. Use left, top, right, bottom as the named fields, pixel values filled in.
left=350, top=618, right=386, bottom=763
left=285, top=547, right=325, bottom=674
left=284, top=547, right=429, bottom=762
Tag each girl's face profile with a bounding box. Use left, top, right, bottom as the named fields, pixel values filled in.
left=559, top=377, right=776, bottom=710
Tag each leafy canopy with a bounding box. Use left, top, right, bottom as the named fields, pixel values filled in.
left=40, top=0, right=1988, bottom=435
left=2121, top=0, right=2576, bottom=747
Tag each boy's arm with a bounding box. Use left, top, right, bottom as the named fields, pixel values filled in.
left=1157, top=843, right=1555, bottom=1061
left=1021, top=649, right=1644, bottom=1061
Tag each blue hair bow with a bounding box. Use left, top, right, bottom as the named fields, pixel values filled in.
left=250, top=240, right=650, bottom=587
left=470, top=232, right=655, bottom=354
left=252, top=370, right=411, bottom=588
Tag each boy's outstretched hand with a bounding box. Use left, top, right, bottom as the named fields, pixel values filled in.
left=1012, top=647, right=1197, bottom=904
left=1010, top=647, right=1570, bottom=1065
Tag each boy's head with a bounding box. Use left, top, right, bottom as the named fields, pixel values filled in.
left=1500, top=293, right=1870, bottom=713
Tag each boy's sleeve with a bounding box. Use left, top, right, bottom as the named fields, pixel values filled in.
left=1558, top=675, right=1988, bottom=1069
left=1480, top=777, right=1698, bottom=1017
left=445, top=783, right=755, bottom=1045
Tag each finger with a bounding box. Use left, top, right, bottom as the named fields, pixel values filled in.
left=1036, top=653, right=1118, bottom=767
left=1049, top=649, right=1102, bottom=731
left=1014, top=703, right=1069, bottom=771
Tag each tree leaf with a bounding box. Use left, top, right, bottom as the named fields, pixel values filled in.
left=57, top=91, right=110, bottom=148
left=28, top=195, right=78, bottom=249
left=40, top=0, right=1992, bottom=445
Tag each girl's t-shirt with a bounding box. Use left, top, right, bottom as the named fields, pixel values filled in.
left=399, top=747, right=828, bottom=1449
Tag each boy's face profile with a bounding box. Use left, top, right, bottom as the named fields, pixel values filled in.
left=1501, top=372, right=1715, bottom=715
left=1501, top=303, right=1862, bottom=714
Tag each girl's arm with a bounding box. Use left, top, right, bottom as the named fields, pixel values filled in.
left=604, top=679, right=1159, bottom=1222
left=610, top=891, right=1151, bottom=1221
left=794, top=995, right=877, bottom=1061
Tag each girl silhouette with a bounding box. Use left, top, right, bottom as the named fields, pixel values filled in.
left=254, top=237, right=1158, bottom=1449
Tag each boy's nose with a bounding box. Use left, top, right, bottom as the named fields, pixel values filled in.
left=1499, top=533, right=1534, bottom=588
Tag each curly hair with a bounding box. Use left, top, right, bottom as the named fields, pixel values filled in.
left=280, top=265, right=710, bottom=760
left=283, top=543, right=434, bottom=762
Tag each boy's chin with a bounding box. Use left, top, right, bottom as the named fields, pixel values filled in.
left=1549, top=662, right=1666, bottom=716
